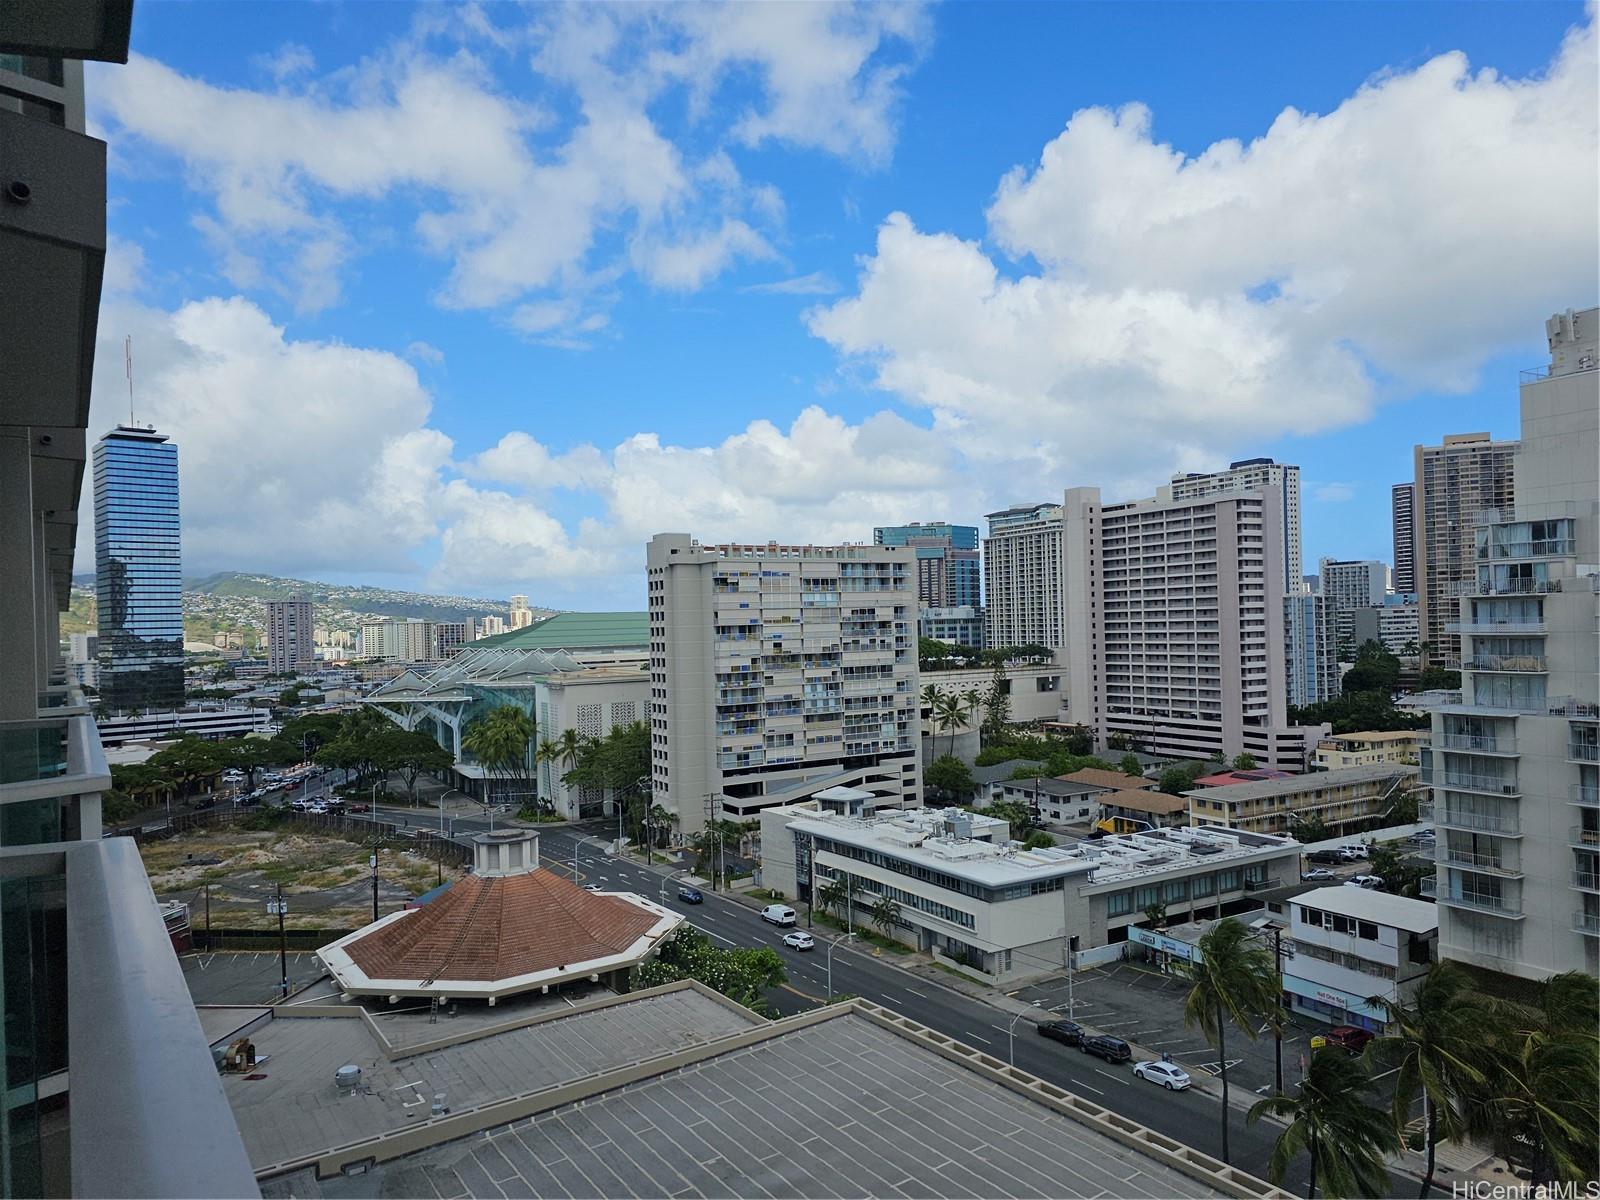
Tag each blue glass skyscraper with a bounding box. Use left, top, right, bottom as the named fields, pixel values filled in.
left=872, top=522, right=981, bottom=609
left=93, top=425, right=184, bottom=711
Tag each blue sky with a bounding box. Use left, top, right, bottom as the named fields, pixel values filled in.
left=85, top=1, right=1597, bottom=606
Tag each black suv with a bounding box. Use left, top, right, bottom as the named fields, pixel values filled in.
left=1037, top=1020, right=1085, bottom=1046
left=1080, top=1035, right=1132, bottom=1063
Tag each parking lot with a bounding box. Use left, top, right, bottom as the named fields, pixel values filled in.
left=181, top=950, right=327, bottom=1006
left=1013, top=959, right=1320, bottom=1100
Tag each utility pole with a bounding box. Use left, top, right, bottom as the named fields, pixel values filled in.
left=1273, top=925, right=1285, bottom=1095
left=204, top=884, right=211, bottom=951
left=273, top=883, right=288, bottom=1000
left=370, top=849, right=379, bottom=924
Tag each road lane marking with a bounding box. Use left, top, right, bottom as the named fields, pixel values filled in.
left=1093, top=1068, right=1123, bottom=1083
left=966, top=1033, right=992, bottom=1046
left=1071, top=1080, right=1105, bottom=1096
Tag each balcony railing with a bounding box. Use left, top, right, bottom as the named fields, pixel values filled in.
left=1571, top=784, right=1600, bottom=808
left=1446, top=621, right=1547, bottom=635
left=1438, top=733, right=1517, bottom=755
left=1429, top=808, right=1521, bottom=835
left=1574, top=910, right=1600, bottom=935
left=1465, top=655, right=1547, bottom=673
left=1420, top=875, right=1437, bottom=897
left=1441, top=848, right=1522, bottom=876
left=1422, top=768, right=1520, bottom=796
left=1447, top=578, right=1560, bottom=597
left=1569, top=742, right=1600, bottom=763
left=1550, top=697, right=1600, bottom=720
left=1571, top=825, right=1600, bottom=849
left=1436, top=889, right=1523, bottom=917
left=1574, top=872, right=1600, bottom=893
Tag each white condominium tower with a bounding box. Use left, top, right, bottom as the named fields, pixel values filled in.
left=1414, top=432, right=1518, bottom=665
left=1318, top=558, right=1389, bottom=654
left=647, top=534, right=922, bottom=834
left=1392, top=482, right=1417, bottom=594
left=1426, top=306, right=1598, bottom=980
left=266, top=593, right=314, bottom=673
left=982, top=503, right=1064, bottom=651
left=508, top=594, right=535, bottom=629
left=1169, top=458, right=1302, bottom=584
left=1059, top=482, right=1318, bottom=770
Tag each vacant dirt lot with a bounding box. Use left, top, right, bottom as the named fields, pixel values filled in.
left=142, top=827, right=463, bottom=930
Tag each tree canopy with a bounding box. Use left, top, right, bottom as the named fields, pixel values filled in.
left=924, top=755, right=975, bottom=804
left=631, top=928, right=785, bottom=1013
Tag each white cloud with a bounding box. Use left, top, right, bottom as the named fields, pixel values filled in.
left=405, top=340, right=445, bottom=366
left=93, top=4, right=927, bottom=329
left=1312, top=482, right=1357, bottom=503
left=103, top=235, right=145, bottom=295
left=742, top=271, right=840, bottom=296
left=810, top=16, right=1598, bottom=502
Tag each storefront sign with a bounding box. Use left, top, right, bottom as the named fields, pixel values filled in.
left=1129, top=925, right=1202, bottom=963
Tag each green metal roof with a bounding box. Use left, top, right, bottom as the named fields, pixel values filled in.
left=475, top=611, right=649, bottom=651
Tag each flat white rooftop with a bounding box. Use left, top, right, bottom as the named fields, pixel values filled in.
left=1292, top=886, right=1440, bottom=934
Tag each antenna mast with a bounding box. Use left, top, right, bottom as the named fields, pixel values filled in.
left=124, top=334, right=135, bottom=426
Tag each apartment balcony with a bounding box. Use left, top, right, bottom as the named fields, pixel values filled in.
left=1571, top=825, right=1600, bottom=850
left=1437, top=733, right=1518, bottom=755
left=1571, top=784, right=1600, bottom=809
left=1446, top=620, right=1547, bottom=635
left=1550, top=697, right=1600, bottom=720
left=1573, top=910, right=1600, bottom=936
left=1440, top=848, right=1523, bottom=877
left=1448, top=578, right=1560, bottom=597
left=1420, top=875, right=1437, bottom=897
left=1574, top=871, right=1600, bottom=893
left=1422, top=768, right=1520, bottom=797
left=1435, top=889, right=1524, bottom=919
left=1568, top=742, right=1600, bottom=764
left=1425, top=806, right=1522, bottom=836
left=1, top=714, right=111, bottom=843
left=1465, top=655, right=1547, bottom=673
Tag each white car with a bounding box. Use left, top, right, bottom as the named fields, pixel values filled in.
left=1132, top=1061, right=1192, bottom=1091
left=760, top=904, right=797, bottom=926
left=1336, top=845, right=1366, bottom=862
left=1345, top=874, right=1385, bottom=889
left=782, top=931, right=815, bottom=951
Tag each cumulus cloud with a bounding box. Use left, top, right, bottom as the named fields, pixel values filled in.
left=811, top=15, right=1598, bottom=501
left=92, top=3, right=925, bottom=326
left=405, top=340, right=445, bottom=366
left=742, top=271, right=840, bottom=296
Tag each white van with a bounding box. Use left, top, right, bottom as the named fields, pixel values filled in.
left=759, top=904, right=797, bottom=927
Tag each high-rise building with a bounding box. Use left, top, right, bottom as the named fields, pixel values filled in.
left=508, top=594, right=535, bottom=629
left=982, top=503, right=1063, bottom=651
left=93, top=425, right=184, bottom=711
left=1392, top=482, right=1417, bottom=594
left=1169, top=458, right=1302, bottom=584
left=1426, top=306, right=1598, bottom=981
left=1060, top=484, right=1319, bottom=770
left=1349, top=594, right=1421, bottom=658
left=0, top=10, right=256, bottom=1190
left=266, top=593, right=314, bottom=674
left=474, top=614, right=507, bottom=639
left=1318, top=558, right=1389, bottom=655
left=1414, top=432, right=1518, bottom=666
left=433, top=620, right=467, bottom=659
left=359, top=617, right=433, bottom=661
left=1284, top=593, right=1338, bottom=708
left=647, top=534, right=922, bottom=835
left=67, top=631, right=99, bottom=688
left=874, top=522, right=981, bottom=608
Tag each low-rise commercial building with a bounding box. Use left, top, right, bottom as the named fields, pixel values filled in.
left=994, top=776, right=1102, bottom=825
left=1187, top=763, right=1418, bottom=837
left=760, top=804, right=1299, bottom=983
left=1313, top=731, right=1429, bottom=770
left=95, top=705, right=272, bottom=747
left=1286, top=886, right=1437, bottom=1033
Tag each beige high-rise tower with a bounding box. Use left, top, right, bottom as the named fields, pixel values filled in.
left=1426, top=306, right=1599, bottom=980
left=266, top=593, right=314, bottom=673
left=647, top=534, right=922, bottom=835
left=1414, top=434, right=1518, bottom=665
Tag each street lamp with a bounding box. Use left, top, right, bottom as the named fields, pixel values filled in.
left=825, top=932, right=855, bottom=1003
left=658, top=872, right=688, bottom=905
left=1008, top=1001, right=1043, bottom=1066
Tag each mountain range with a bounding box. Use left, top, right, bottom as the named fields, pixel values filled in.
left=64, top=571, right=556, bottom=646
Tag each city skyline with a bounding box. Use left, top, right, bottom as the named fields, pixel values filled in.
left=82, top=2, right=1595, bottom=608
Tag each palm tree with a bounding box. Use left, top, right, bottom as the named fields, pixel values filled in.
left=920, top=683, right=943, bottom=712
left=1465, top=972, right=1599, bottom=1187
left=961, top=688, right=983, bottom=746
left=817, top=876, right=850, bottom=922
left=1367, top=960, right=1490, bottom=1197
left=869, top=893, right=901, bottom=938
left=1249, top=1047, right=1400, bottom=1198
left=1178, top=917, right=1282, bottom=1165
left=934, top=692, right=965, bottom=757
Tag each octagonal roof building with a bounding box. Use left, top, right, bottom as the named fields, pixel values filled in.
left=318, top=830, right=682, bottom=1004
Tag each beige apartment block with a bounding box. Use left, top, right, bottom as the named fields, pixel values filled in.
left=1059, top=485, right=1324, bottom=770
left=982, top=503, right=1064, bottom=651
left=1314, top=730, right=1429, bottom=770
left=1414, top=432, right=1518, bottom=666
left=266, top=594, right=314, bottom=674
left=1187, top=763, right=1418, bottom=837
left=647, top=534, right=922, bottom=835
left=1427, top=306, right=1599, bottom=980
